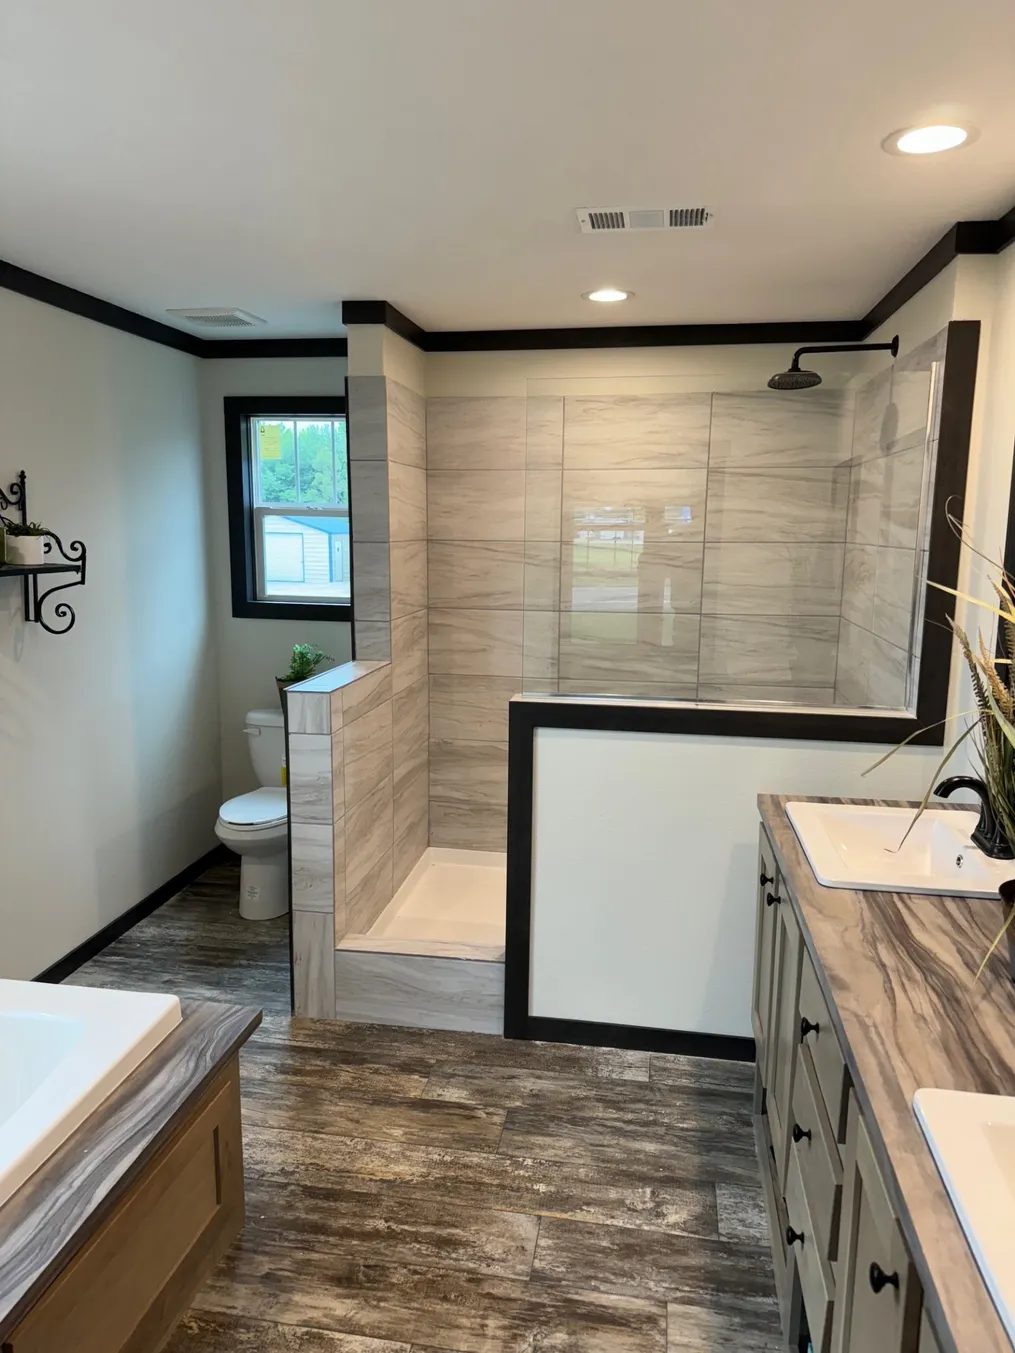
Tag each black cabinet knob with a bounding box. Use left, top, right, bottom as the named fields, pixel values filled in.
left=792, top=1123, right=812, bottom=1144
left=869, top=1262, right=899, bottom=1294
left=766, top=891, right=781, bottom=908
left=760, top=871, right=774, bottom=887
left=800, top=1016, right=820, bottom=1041
left=785, top=1226, right=805, bottom=1247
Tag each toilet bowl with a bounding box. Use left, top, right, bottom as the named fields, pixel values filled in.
left=215, top=709, right=289, bottom=921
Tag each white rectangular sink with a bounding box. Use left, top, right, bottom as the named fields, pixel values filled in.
left=786, top=801, right=1013, bottom=896
left=915, top=1088, right=1015, bottom=1346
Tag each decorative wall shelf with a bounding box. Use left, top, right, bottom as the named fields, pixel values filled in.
left=0, top=472, right=87, bottom=634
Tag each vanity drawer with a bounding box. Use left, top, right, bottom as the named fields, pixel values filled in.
left=790, top=1042, right=843, bottom=1262
left=785, top=1149, right=835, bottom=1353
left=799, top=946, right=848, bottom=1145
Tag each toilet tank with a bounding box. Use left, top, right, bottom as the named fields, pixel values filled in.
left=244, top=709, right=286, bottom=787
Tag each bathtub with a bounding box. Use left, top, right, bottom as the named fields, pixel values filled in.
left=0, top=980, right=181, bottom=1209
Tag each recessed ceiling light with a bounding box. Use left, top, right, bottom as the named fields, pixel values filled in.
left=584, top=288, right=632, bottom=303
left=882, top=124, right=973, bottom=156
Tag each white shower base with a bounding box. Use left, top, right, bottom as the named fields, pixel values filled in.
left=334, top=848, right=507, bottom=1033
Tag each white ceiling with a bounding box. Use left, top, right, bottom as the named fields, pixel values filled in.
left=2, top=0, right=1015, bottom=338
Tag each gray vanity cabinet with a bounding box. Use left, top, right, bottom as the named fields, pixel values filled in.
left=751, top=827, right=780, bottom=1077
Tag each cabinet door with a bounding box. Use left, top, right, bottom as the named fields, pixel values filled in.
left=752, top=827, right=780, bottom=1073
left=833, top=1093, right=922, bottom=1353
left=766, top=888, right=803, bottom=1188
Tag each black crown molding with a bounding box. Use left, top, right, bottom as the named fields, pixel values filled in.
left=3, top=195, right=1013, bottom=358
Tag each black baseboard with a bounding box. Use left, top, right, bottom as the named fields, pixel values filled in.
left=34, top=844, right=231, bottom=984
left=522, top=1016, right=756, bottom=1062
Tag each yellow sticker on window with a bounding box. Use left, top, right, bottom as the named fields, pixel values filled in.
left=259, top=423, right=282, bottom=460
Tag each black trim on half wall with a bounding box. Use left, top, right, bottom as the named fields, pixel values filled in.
left=34, top=845, right=230, bottom=984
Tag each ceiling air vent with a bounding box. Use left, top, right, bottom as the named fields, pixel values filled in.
left=576, top=207, right=712, bottom=234
left=165, top=307, right=267, bottom=328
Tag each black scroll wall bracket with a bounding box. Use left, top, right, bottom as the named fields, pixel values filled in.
left=0, top=471, right=87, bottom=635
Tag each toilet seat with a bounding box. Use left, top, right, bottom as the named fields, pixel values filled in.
left=217, top=786, right=288, bottom=832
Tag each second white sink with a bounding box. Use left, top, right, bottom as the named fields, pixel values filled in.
left=786, top=801, right=1014, bottom=896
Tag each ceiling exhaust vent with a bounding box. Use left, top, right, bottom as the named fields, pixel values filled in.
left=576, top=207, right=712, bottom=233
left=166, top=307, right=267, bottom=328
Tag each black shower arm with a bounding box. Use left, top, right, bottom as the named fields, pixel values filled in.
left=788, top=337, right=900, bottom=370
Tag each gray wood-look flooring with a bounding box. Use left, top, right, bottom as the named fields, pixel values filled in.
left=70, top=864, right=779, bottom=1352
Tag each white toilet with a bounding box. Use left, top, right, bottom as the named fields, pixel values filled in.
left=215, top=708, right=289, bottom=921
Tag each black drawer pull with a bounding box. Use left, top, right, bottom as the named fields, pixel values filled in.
left=760, top=871, right=774, bottom=887
left=792, top=1123, right=812, bottom=1144
left=785, top=1226, right=805, bottom=1247
left=766, top=891, right=781, bottom=908
left=800, top=1016, right=820, bottom=1041
left=869, top=1262, right=899, bottom=1294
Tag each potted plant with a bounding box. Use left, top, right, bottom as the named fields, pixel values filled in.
left=4, top=521, right=50, bottom=566
left=276, top=643, right=333, bottom=708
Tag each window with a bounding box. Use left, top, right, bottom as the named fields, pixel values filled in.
left=224, top=396, right=350, bottom=620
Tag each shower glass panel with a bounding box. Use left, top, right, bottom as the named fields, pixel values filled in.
left=521, top=327, right=945, bottom=713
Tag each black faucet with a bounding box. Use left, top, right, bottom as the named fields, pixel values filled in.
left=934, top=776, right=1014, bottom=859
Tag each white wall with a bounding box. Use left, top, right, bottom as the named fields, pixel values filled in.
left=198, top=356, right=351, bottom=796
left=530, top=725, right=943, bottom=1037
left=0, top=291, right=220, bottom=978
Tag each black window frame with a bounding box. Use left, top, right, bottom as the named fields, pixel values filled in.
left=224, top=395, right=351, bottom=621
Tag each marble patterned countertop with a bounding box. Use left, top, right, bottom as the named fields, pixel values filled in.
left=0, top=997, right=261, bottom=1339
left=760, top=793, right=1015, bottom=1353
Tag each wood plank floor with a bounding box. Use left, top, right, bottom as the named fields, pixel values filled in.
left=70, top=865, right=781, bottom=1352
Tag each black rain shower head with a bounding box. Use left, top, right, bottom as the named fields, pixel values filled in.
left=767, top=335, right=900, bottom=392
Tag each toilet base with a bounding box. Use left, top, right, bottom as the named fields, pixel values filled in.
left=238, top=850, right=288, bottom=921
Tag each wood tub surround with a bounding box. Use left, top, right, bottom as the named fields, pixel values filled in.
left=755, top=794, right=1015, bottom=1353
left=0, top=999, right=260, bottom=1353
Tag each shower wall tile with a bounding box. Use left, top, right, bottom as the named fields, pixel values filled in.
left=852, top=366, right=892, bottom=461
left=393, top=676, right=429, bottom=756
left=872, top=546, right=917, bottom=650
left=868, top=633, right=909, bottom=708
left=845, top=456, right=884, bottom=546
left=339, top=662, right=392, bottom=723
left=290, top=822, right=335, bottom=914
left=430, top=739, right=509, bottom=808
left=705, top=466, right=849, bottom=544
left=387, top=380, right=426, bottom=468
left=698, top=616, right=839, bottom=687
left=429, top=675, right=524, bottom=742
left=559, top=612, right=700, bottom=686
left=389, top=540, right=428, bottom=618
left=841, top=544, right=877, bottom=629
left=888, top=368, right=933, bottom=446
left=709, top=391, right=853, bottom=468
left=429, top=609, right=524, bottom=677
left=393, top=765, right=429, bottom=892
left=293, top=910, right=335, bottom=1019
left=700, top=543, right=844, bottom=616
left=343, top=700, right=394, bottom=803
left=524, top=469, right=563, bottom=542
left=333, top=815, right=347, bottom=934
left=526, top=396, right=564, bottom=467
left=697, top=684, right=835, bottom=706
left=352, top=541, right=391, bottom=623
left=353, top=620, right=392, bottom=662
left=428, top=470, right=526, bottom=540
left=836, top=621, right=871, bottom=706
left=430, top=799, right=507, bottom=851
left=523, top=542, right=561, bottom=611
left=562, top=394, right=711, bottom=469
left=522, top=610, right=560, bottom=682
left=347, top=849, right=394, bottom=935
left=561, top=540, right=703, bottom=613
left=426, top=396, right=526, bottom=470
left=391, top=609, right=428, bottom=693
left=562, top=469, right=707, bottom=543
left=349, top=459, right=390, bottom=542
left=285, top=691, right=330, bottom=736
left=345, top=774, right=394, bottom=899
left=288, top=733, right=333, bottom=823
left=879, top=445, right=925, bottom=549
left=428, top=541, right=526, bottom=609
left=556, top=679, right=698, bottom=700
left=347, top=375, right=388, bottom=459
left=388, top=461, right=427, bottom=541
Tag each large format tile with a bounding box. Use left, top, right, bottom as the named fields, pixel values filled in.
left=352, top=541, right=391, bottom=623
left=666, top=1297, right=783, bottom=1352
left=563, top=395, right=711, bottom=469
left=879, top=444, right=926, bottom=549
left=872, top=546, right=918, bottom=649
left=522, top=610, right=560, bottom=682
left=559, top=612, right=700, bottom=686
left=526, top=395, right=564, bottom=467
left=705, top=466, right=848, bottom=544
left=523, top=541, right=561, bottom=610
left=700, top=543, right=843, bottom=616
left=428, top=542, right=525, bottom=609
left=347, top=375, right=388, bottom=460
left=698, top=616, right=838, bottom=687
left=835, top=619, right=871, bottom=707
left=867, top=632, right=910, bottom=709
left=393, top=676, right=429, bottom=756
left=393, top=765, right=429, bottom=892
left=430, top=740, right=508, bottom=807
left=426, top=396, right=526, bottom=470
left=347, top=848, right=394, bottom=935
left=390, top=541, right=428, bottom=619
left=334, top=951, right=504, bottom=1035
left=168, top=1310, right=412, bottom=1351
left=287, top=692, right=330, bottom=735
left=288, top=733, right=334, bottom=823
left=429, top=609, right=524, bottom=678
left=524, top=468, right=563, bottom=541
left=841, top=544, right=877, bottom=629
left=888, top=367, right=933, bottom=446
left=562, top=540, right=703, bottom=613
left=388, top=461, right=427, bottom=542
left=344, top=700, right=394, bottom=803
left=429, top=675, right=523, bottom=742
left=852, top=365, right=892, bottom=462
left=391, top=610, right=428, bottom=693
left=346, top=775, right=394, bottom=895
left=290, top=823, right=335, bottom=914
left=709, top=390, right=853, bottom=468
left=388, top=380, right=426, bottom=469
left=354, top=621, right=392, bottom=662
left=845, top=455, right=883, bottom=545
left=556, top=680, right=698, bottom=700
left=350, top=461, right=390, bottom=542
left=293, top=910, right=335, bottom=1019
left=430, top=799, right=507, bottom=851
left=341, top=665, right=393, bottom=724
left=428, top=470, right=525, bottom=540
left=562, top=469, right=707, bottom=544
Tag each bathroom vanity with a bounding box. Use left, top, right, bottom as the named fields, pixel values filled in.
left=755, top=794, right=1015, bottom=1353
